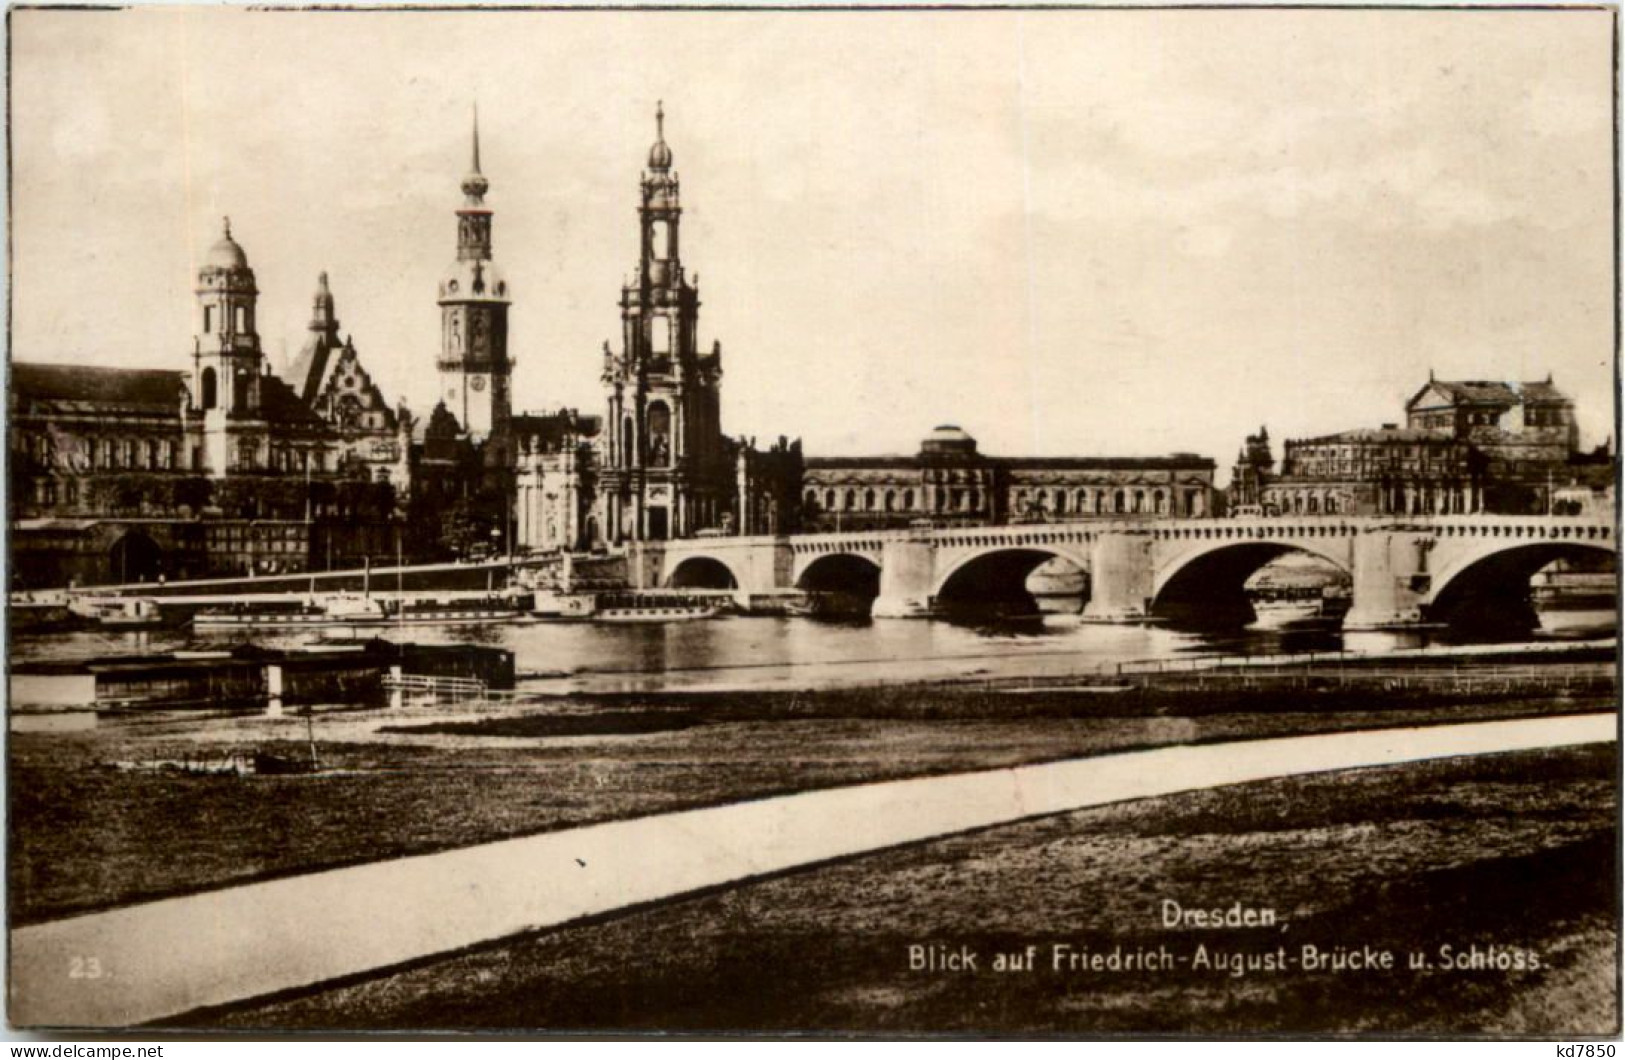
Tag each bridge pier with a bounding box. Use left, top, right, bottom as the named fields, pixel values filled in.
left=1081, top=531, right=1154, bottom=623
left=1341, top=529, right=1432, bottom=629
left=871, top=538, right=935, bottom=618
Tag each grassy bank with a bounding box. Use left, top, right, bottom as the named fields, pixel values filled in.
left=209, top=744, right=1619, bottom=1036
left=9, top=680, right=1614, bottom=925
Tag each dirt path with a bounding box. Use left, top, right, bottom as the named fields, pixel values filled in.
left=11, top=711, right=1614, bottom=1028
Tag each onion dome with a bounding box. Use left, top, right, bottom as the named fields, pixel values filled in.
left=648, top=101, right=673, bottom=171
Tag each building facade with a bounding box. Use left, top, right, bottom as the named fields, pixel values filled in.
left=595, top=106, right=735, bottom=543
left=1232, top=375, right=1610, bottom=517
left=10, top=222, right=409, bottom=588
left=801, top=426, right=1217, bottom=532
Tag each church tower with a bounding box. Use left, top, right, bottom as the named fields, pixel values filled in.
left=189, top=217, right=269, bottom=475
left=437, top=109, right=512, bottom=443
left=599, top=103, right=729, bottom=542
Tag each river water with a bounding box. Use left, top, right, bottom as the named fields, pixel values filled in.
left=10, top=612, right=1610, bottom=695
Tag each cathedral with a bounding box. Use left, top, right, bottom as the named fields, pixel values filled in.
left=515, top=104, right=800, bottom=554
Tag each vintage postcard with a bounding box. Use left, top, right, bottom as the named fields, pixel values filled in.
left=5, top=4, right=1619, bottom=1038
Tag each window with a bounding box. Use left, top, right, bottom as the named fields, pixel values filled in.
left=649, top=317, right=671, bottom=356
left=824, top=489, right=836, bottom=511
left=902, top=489, right=914, bottom=510
left=203, top=306, right=213, bottom=333
left=201, top=368, right=217, bottom=410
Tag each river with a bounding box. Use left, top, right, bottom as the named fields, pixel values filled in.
left=9, top=612, right=1612, bottom=695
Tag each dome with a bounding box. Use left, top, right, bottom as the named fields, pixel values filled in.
left=205, top=218, right=249, bottom=271
left=647, top=101, right=672, bottom=170
left=439, top=256, right=509, bottom=302
left=648, top=137, right=673, bottom=171
left=920, top=425, right=979, bottom=457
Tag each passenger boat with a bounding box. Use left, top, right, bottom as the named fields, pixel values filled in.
left=192, top=593, right=530, bottom=630
left=1532, top=569, right=1616, bottom=634
left=1245, top=586, right=1332, bottom=630
left=67, top=596, right=165, bottom=630
left=594, top=603, right=719, bottom=623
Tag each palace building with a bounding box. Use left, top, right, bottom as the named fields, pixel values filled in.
left=9, top=219, right=411, bottom=588
left=801, top=426, right=1216, bottom=533
left=1232, top=374, right=1610, bottom=517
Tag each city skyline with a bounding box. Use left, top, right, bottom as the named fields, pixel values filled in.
left=10, top=7, right=1615, bottom=475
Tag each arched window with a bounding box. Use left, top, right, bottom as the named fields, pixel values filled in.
left=804, top=489, right=819, bottom=510
left=824, top=489, right=836, bottom=511
left=1053, top=490, right=1067, bottom=515
left=233, top=369, right=250, bottom=413
left=863, top=489, right=876, bottom=511
left=201, top=368, right=218, bottom=410
left=884, top=490, right=896, bottom=512
left=1307, top=495, right=1320, bottom=514
left=902, top=489, right=915, bottom=510
left=1114, top=489, right=1126, bottom=513
left=646, top=403, right=671, bottom=466
left=1153, top=490, right=1167, bottom=515
left=1132, top=490, right=1145, bottom=514
left=844, top=489, right=857, bottom=511
left=1076, top=489, right=1089, bottom=513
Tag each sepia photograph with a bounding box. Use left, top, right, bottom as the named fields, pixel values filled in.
left=3, top=3, right=1620, bottom=1038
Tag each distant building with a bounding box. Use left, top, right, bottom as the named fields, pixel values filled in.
left=1227, top=426, right=1274, bottom=512
left=800, top=426, right=1217, bottom=532
left=1230, top=374, right=1610, bottom=517
left=10, top=223, right=408, bottom=588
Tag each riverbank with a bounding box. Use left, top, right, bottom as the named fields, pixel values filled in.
left=208, top=741, right=1616, bottom=1035
left=10, top=666, right=1615, bottom=925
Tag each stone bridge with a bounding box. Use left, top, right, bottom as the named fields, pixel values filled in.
left=646, top=513, right=1616, bottom=628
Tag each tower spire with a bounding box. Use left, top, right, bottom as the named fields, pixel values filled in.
left=461, top=102, right=489, bottom=204
left=647, top=100, right=673, bottom=172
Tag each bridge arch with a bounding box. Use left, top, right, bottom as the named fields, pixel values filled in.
left=1151, top=539, right=1352, bottom=627
left=795, top=552, right=883, bottom=602
left=667, top=555, right=741, bottom=591
left=1425, top=539, right=1615, bottom=632
left=931, top=544, right=1092, bottom=615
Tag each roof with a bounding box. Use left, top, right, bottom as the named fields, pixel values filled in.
left=1408, top=378, right=1572, bottom=410
left=804, top=454, right=1216, bottom=472
left=258, top=375, right=325, bottom=426
left=288, top=336, right=336, bottom=405
left=11, top=363, right=186, bottom=415
left=1001, top=456, right=1216, bottom=471
left=512, top=410, right=602, bottom=445
left=1288, top=427, right=1455, bottom=445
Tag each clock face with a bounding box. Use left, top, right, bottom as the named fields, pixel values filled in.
left=470, top=376, right=487, bottom=392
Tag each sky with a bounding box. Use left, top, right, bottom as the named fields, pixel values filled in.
left=8, top=7, right=1617, bottom=479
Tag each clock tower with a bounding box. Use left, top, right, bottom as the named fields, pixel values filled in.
left=437, top=109, right=512, bottom=443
